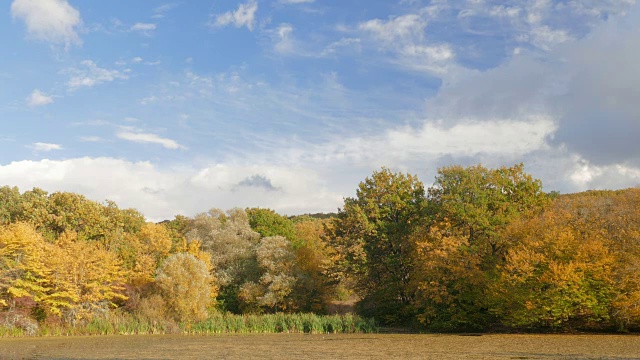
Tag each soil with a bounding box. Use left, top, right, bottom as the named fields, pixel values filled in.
left=2, top=333, right=640, bottom=359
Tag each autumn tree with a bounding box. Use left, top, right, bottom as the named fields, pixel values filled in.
left=3, top=189, right=146, bottom=245
left=409, top=164, right=549, bottom=330
left=0, top=223, right=50, bottom=310
left=291, top=217, right=334, bottom=312
left=428, top=163, right=549, bottom=262
left=328, top=168, right=427, bottom=324
left=186, top=208, right=261, bottom=312
left=117, top=223, right=174, bottom=286
left=535, top=189, right=640, bottom=330
left=43, top=231, right=127, bottom=323
left=412, top=222, right=486, bottom=330
left=155, top=253, right=215, bottom=323
left=239, top=236, right=298, bottom=313
left=491, top=205, right=615, bottom=329
left=1, top=223, right=127, bottom=323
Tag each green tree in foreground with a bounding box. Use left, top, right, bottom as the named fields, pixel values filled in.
left=328, top=168, right=427, bottom=324
left=414, top=163, right=549, bottom=330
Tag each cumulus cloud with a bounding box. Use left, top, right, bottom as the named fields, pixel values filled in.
left=0, top=158, right=342, bottom=221
left=66, top=60, right=129, bottom=90
left=425, top=3, right=640, bottom=167
left=27, top=89, right=54, bottom=107
left=298, top=116, right=556, bottom=169
left=116, top=129, right=185, bottom=150
left=551, top=7, right=640, bottom=165
left=210, top=0, right=258, bottom=31
left=30, top=142, right=62, bottom=152
left=11, top=0, right=82, bottom=48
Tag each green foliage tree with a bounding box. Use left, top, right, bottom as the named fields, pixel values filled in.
left=413, top=163, right=549, bottom=330
left=246, top=208, right=298, bottom=246
left=428, top=163, right=549, bottom=262
left=328, top=168, right=427, bottom=324
left=0, top=186, right=22, bottom=225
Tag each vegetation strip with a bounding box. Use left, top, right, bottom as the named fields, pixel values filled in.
left=2, top=163, right=640, bottom=335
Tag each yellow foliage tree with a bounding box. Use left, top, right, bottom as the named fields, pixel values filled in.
left=1, top=223, right=128, bottom=322
left=43, top=231, right=127, bottom=322
left=0, top=223, right=50, bottom=309
left=155, top=253, right=216, bottom=323
left=118, top=223, right=174, bottom=286
left=492, top=207, right=615, bottom=329
left=412, top=221, right=486, bottom=330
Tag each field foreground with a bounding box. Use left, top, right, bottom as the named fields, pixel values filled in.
left=2, top=334, right=640, bottom=359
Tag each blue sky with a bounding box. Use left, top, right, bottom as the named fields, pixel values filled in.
left=2, top=0, right=639, bottom=220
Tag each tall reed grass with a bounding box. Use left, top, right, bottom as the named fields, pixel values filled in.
left=0, top=312, right=377, bottom=337
left=189, top=313, right=377, bottom=335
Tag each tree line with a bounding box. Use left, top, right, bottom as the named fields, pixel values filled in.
left=328, top=164, right=640, bottom=331
left=1, top=163, right=640, bottom=333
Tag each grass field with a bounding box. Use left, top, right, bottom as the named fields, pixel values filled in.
left=2, top=334, right=640, bottom=359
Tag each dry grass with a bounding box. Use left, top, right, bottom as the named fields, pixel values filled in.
left=2, top=334, right=640, bottom=359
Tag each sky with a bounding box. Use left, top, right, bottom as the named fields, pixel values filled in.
left=1, top=0, right=639, bottom=221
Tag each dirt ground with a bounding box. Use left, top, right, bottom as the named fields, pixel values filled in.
left=2, top=333, right=640, bottom=359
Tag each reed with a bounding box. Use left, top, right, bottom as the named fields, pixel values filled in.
left=0, top=312, right=378, bottom=337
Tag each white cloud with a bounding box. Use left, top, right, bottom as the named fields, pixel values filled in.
left=11, top=0, right=82, bottom=48
left=304, top=115, right=556, bottom=166
left=27, top=89, right=54, bottom=107
left=359, top=14, right=427, bottom=45
left=0, top=158, right=342, bottom=221
left=153, top=3, right=178, bottom=19
left=525, top=25, right=574, bottom=50
left=567, top=156, right=640, bottom=191
left=399, top=44, right=455, bottom=74
left=357, top=12, right=458, bottom=75
left=321, top=38, right=361, bottom=56
left=211, top=0, right=258, bottom=31
left=66, top=60, right=129, bottom=90
left=132, top=57, right=143, bottom=63
left=78, top=136, right=102, bottom=142
left=140, top=96, right=158, bottom=105
left=272, top=24, right=295, bottom=54
left=30, top=142, right=62, bottom=152
left=117, top=129, right=185, bottom=150
left=425, top=4, right=640, bottom=167
left=131, top=23, right=157, bottom=32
